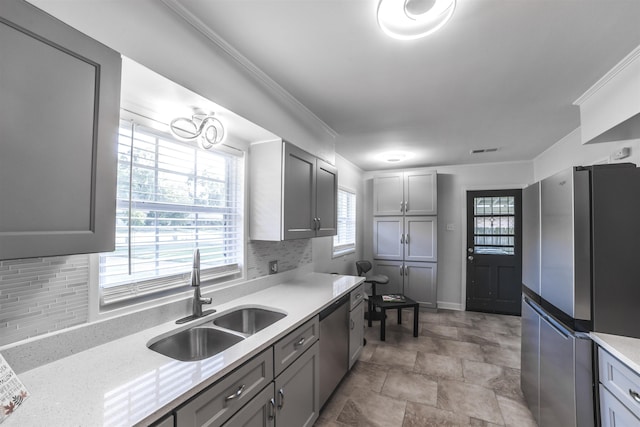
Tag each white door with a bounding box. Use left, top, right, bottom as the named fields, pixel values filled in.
left=404, top=217, right=437, bottom=262
left=404, top=171, right=437, bottom=215
left=373, top=173, right=404, bottom=216
left=404, top=262, right=437, bottom=308
left=373, top=217, right=404, bottom=260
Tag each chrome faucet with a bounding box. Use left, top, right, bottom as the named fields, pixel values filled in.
left=176, top=249, right=214, bottom=324
left=191, top=249, right=212, bottom=317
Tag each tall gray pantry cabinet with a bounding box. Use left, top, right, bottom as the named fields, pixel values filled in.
left=0, top=0, right=121, bottom=260
left=371, top=170, right=438, bottom=308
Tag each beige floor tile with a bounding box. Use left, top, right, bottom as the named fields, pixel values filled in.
left=481, top=344, right=521, bottom=369
left=336, top=386, right=407, bottom=427
left=414, top=352, right=464, bottom=380
left=369, top=345, right=417, bottom=369
left=339, top=360, right=389, bottom=394
left=437, top=379, right=505, bottom=425
left=496, top=395, right=537, bottom=427
left=318, top=310, right=530, bottom=427
left=462, top=359, right=523, bottom=400
left=420, top=322, right=459, bottom=340
left=381, top=369, right=438, bottom=406
left=402, top=401, right=471, bottom=427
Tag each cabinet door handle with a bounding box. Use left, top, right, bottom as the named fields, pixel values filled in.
left=269, top=398, right=276, bottom=420
left=400, top=201, right=404, bottom=213
left=350, top=319, right=355, bottom=329
left=278, top=388, right=285, bottom=409
left=630, top=389, right=640, bottom=403
left=317, top=217, right=321, bottom=230
left=400, top=234, right=404, bottom=244
left=313, top=218, right=318, bottom=230
left=400, top=265, right=404, bottom=276
left=405, top=265, right=409, bottom=276
left=404, top=201, right=408, bottom=212
left=405, top=234, right=409, bottom=244
left=225, top=384, right=245, bottom=401
left=295, top=337, right=305, bottom=347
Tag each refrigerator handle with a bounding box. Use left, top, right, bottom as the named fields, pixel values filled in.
left=523, top=295, right=574, bottom=339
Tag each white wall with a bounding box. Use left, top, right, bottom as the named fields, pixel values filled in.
left=363, top=161, right=533, bottom=310
left=313, top=154, right=365, bottom=275
left=534, top=128, right=640, bottom=181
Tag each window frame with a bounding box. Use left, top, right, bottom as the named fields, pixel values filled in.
left=333, top=187, right=357, bottom=257
left=97, top=120, right=245, bottom=310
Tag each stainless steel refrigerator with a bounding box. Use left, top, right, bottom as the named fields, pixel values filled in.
left=520, top=163, right=640, bottom=426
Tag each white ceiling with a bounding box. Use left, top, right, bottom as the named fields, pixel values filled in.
left=169, top=0, right=640, bottom=170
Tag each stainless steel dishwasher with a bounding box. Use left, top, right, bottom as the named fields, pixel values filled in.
left=319, top=293, right=350, bottom=408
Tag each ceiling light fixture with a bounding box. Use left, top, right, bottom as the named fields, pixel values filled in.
left=170, top=113, right=225, bottom=149
left=380, top=151, right=412, bottom=163
left=377, top=0, right=456, bottom=40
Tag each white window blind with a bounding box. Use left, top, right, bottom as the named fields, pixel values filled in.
left=333, top=188, right=356, bottom=256
left=99, top=123, right=243, bottom=306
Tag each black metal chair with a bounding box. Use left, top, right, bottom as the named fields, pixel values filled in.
left=356, top=260, right=389, bottom=322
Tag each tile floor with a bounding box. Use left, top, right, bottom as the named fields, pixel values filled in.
left=314, top=309, right=538, bottom=427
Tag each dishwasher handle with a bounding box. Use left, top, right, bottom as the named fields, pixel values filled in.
left=319, top=294, right=350, bottom=321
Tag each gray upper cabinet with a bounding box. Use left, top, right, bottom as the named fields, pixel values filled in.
left=373, top=170, right=437, bottom=216
left=250, top=140, right=337, bottom=241
left=0, top=0, right=121, bottom=260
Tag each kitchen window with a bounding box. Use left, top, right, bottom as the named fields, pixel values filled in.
left=98, top=122, right=243, bottom=306
left=333, top=188, right=356, bottom=257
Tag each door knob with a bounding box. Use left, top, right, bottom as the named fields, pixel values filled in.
left=468, top=255, right=474, bottom=261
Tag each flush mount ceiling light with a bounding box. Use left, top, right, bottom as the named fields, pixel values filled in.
left=170, top=113, right=225, bottom=149
left=377, top=0, right=456, bottom=40
left=379, top=151, right=413, bottom=163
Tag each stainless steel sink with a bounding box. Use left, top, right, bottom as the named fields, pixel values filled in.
left=148, top=327, right=243, bottom=362
left=213, top=307, right=286, bottom=336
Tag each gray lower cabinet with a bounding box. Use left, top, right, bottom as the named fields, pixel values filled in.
left=600, top=385, right=640, bottom=427
left=273, top=341, right=320, bottom=427
left=349, top=300, right=364, bottom=369
left=175, top=348, right=274, bottom=427
left=0, top=0, right=121, bottom=260
left=223, top=342, right=320, bottom=427
left=598, top=347, right=640, bottom=426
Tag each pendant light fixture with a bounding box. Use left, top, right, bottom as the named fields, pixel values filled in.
left=170, top=113, right=225, bottom=149
left=377, top=0, right=456, bottom=40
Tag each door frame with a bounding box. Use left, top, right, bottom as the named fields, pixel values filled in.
left=459, top=184, right=526, bottom=312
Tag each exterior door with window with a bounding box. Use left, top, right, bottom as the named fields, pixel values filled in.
left=466, top=190, right=522, bottom=315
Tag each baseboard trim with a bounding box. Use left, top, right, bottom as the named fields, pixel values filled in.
left=437, top=301, right=464, bottom=311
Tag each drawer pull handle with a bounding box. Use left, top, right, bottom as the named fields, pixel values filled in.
left=630, top=389, right=640, bottom=403
left=269, top=398, right=276, bottom=420
left=225, top=384, right=245, bottom=401
left=278, top=388, right=285, bottom=409
left=351, top=319, right=355, bottom=329
left=295, top=337, right=306, bottom=347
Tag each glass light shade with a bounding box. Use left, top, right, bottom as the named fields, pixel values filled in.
left=377, top=0, right=456, bottom=40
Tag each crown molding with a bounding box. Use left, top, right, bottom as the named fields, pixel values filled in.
left=574, top=43, right=640, bottom=106
left=159, top=0, right=338, bottom=138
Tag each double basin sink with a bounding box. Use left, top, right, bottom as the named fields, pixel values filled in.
left=147, top=307, right=286, bottom=362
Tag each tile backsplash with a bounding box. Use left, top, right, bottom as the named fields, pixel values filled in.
left=0, top=240, right=312, bottom=347
left=0, top=255, right=89, bottom=347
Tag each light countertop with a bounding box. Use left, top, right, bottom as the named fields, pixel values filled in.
left=3, top=272, right=364, bottom=427
left=591, top=332, right=640, bottom=374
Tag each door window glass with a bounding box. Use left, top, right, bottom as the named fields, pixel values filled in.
left=473, top=196, right=515, bottom=255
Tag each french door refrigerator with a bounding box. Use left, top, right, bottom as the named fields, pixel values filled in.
left=521, top=163, right=640, bottom=427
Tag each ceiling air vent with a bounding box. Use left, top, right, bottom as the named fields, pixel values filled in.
left=470, top=148, right=498, bottom=154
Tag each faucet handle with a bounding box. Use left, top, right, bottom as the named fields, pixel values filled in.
left=201, top=297, right=212, bottom=305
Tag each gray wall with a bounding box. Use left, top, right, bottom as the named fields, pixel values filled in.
left=363, top=161, right=533, bottom=310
